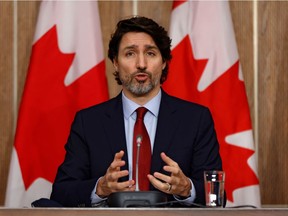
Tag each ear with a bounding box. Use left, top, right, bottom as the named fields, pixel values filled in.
left=162, top=61, right=167, bottom=70
left=113, top=58, right=119, bottom=71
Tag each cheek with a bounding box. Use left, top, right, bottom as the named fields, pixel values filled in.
left=153, top=63, right=165, bottom=75
left=118, top=60, right=136, bottom=73
left=118, top=65, right=135, bottom=80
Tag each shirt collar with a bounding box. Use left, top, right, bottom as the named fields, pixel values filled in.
left=122, top=89, right=162, bottom=119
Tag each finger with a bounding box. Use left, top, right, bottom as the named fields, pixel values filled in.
left=109, top=151, right=126, bottom=170
left=160, top=152, right=179, bottom=167
left=115, top=150, right=125, bottom=161
left=104, top=180, right=135, bottom=194
left=152, top=172, right=171, bottom=184
left=148, top=174, right=172, bottom=193
left=109, top=159, right=125, bottom=170
left=163, top=165, right=181, bottom=175
left=117, top=183, right=136, bottom=192
left=107, top=169, right=129, bottom=181
left=124, top=185, right=136, bottom=192
left=147, top=174, right=162, bottom=188
left=114, top=180, right=135, bottom=190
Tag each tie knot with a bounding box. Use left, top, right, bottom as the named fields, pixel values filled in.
left=136, top=107, right=148, bottom=120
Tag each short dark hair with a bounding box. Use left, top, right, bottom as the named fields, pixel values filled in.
left=108, top=16, right=172, bottom=85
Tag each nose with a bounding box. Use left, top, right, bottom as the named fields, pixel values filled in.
left=136, top=54, right=147, bottom=71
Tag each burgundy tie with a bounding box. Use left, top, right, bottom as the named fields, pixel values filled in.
left=132, top=107, right=151, bottom=191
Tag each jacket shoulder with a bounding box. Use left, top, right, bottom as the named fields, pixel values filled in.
left=77, top=94, right=121, bottom=116
left=162, top=91, right=209, bottom=112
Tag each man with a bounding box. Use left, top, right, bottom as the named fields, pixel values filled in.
left=50, top=16, right=223, bottom=207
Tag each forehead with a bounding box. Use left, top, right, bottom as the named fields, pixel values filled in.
left=119, top=32, right=157, bottom=48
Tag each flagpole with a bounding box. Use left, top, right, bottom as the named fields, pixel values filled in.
left=133, top=0, right=138, bottom=15
left=253, top=0, right=259, bottom=165
left=13, top=0, right=18, bottom=136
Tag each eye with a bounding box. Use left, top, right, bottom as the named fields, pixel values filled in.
left=125, top=51, right=135, bottom=57
left=146, top=51, right=156, bottom=57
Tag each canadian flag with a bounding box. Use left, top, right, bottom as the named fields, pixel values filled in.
left=163, top=1, right=261, bottom=207
left=5, top=1, right=108, bottom=207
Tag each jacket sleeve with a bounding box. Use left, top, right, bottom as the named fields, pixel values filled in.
left=50, top=111, right=98, bottom=207
left=190, top=108, right=223, bottom=205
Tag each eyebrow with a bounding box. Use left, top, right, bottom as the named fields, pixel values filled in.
left=123, top=44, right=159, bottom=50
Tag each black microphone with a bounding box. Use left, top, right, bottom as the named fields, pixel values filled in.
left=107, top=134, right=167, bottom=207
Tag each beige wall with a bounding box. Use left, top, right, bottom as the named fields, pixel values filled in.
left=0, top=1, right=287, bottom=206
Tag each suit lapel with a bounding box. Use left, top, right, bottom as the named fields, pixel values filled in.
left=151, top=91, right=180, bottom=174
left=102, top=93, right=129, bottom=180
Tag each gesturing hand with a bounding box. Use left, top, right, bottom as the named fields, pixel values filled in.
left=147, top=152, right=191, bottom=197
left=96, top=150, right=135, bottom=198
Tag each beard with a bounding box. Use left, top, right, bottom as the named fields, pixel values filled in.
left=120, top=71, right=160, bottom=96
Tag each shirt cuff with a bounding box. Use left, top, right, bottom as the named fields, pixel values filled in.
left=173, top=178, right=196, bottom=205
left=91, top=177, right=107, bottom=205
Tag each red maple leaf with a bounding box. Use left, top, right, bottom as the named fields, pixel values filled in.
left=163, top=35, right=259, bottom=202
left=172, top=0, right=185, bottom=9
left=15, top=26, right=108, bottom=189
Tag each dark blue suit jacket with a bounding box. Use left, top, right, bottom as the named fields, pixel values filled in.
left=50, top=90, right=222, bottom=207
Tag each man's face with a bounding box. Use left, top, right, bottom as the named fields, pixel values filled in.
left=113, top=32, right=166, bottom=98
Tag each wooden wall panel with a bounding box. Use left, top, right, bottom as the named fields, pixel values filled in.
left=137, top=1, right=172, bottom=30
left=17, top=1, right=40, bottom=103
left=0, top=0, right=288, bottom=206
left=0, top=1, right=14, bottom=206
left=258, top=1, right=288, bottom=205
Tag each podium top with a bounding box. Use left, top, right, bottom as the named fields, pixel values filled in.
left=0, top=208, right=288, bottom=216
